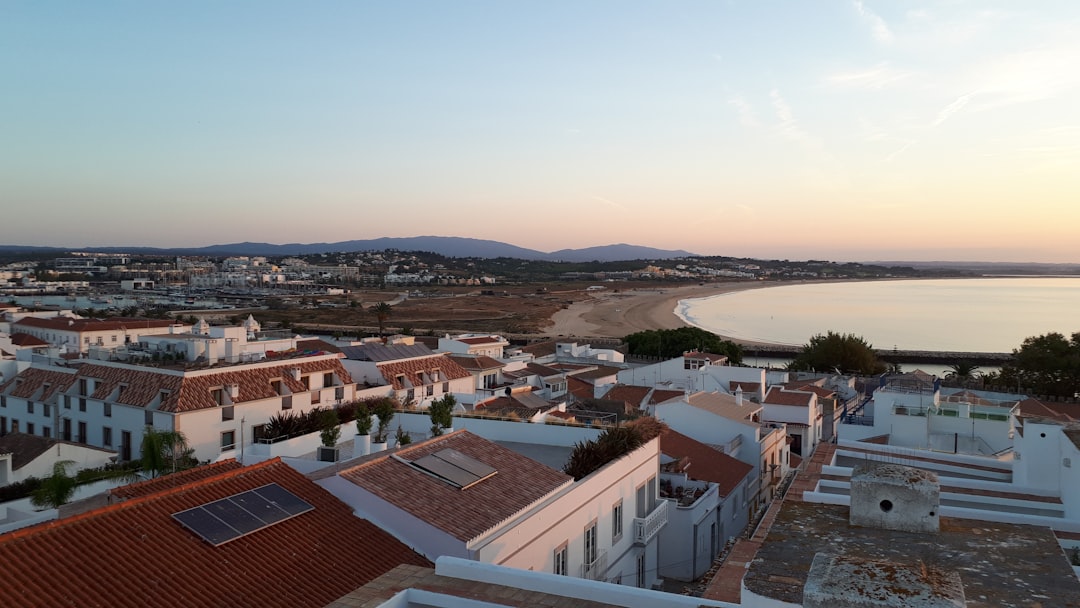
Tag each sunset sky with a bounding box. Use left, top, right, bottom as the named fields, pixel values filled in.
left=3, top=2, right=1079, bottom=263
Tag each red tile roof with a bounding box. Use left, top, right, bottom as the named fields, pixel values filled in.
left=764, top=386, right=815, bottom=407
left=567, top=376, right=594, bottom=400
left=1, top=355, right=351, bottom=414
left=109, top=460, right=246, bottom=500
left=15, top=316, right=181, bottom=333
left=339, top=430, right=572, bottom=542
left=730, top=381, right=761, bottom=393
left=602, top=385, right=651, bottom=407
left=0, top=458, right=429, bottom=608
left=456, top=336, right=505, bottom=345
left=9, top=333, right=50, bottom=347
left=649, top=389, right=685, bottom=405
left=377, top=354, right=472, bottom=390
left=659, top=428, right=754, bottom=497
left=446, top=354, right=504, bottom=371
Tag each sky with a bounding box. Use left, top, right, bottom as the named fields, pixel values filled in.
left=2, top=2, right=1079, bottom=263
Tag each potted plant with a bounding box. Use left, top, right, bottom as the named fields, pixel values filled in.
left=428, top=393, right=456, bottom=437
left=354, top=401, right=373, bottom=456
left=394, top=425, right=412, bottom=448
left=371, top=397, right=396, bottom=453
left=317, top=408, right=341, bottom=462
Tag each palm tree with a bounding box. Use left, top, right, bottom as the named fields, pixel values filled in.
left=371, top=302, right=393, bottom=335
left=140, top=428, right=196, bottom=478
left=30, top=460, right=78, bottom=509
left=946, top=361, right=981, bottom=387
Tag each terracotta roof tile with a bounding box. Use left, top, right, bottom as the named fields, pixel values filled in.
left=0, top=458, right=429, bottom=608
left=0, top=366, right=78, bottom=401
left=15, top=316, right=181, bottom=333
left=649, top=389, right=684, bottom=405
left=446, top=354, right=504, bottom=371
left=602, top=385, right=651, bottom=407
left=9, top=333, right=50, bottom=347
left=764, top=386, right=815, bottom=407
left=109, top=460, right=246, bottom=500
left=377, top=354, right=471, bottom=390
left=659, top=428, right=754, bottom=496
left=338, top=430, right=572, bottom=542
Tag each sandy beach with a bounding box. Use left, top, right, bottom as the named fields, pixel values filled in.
left=541, top=281, right=774, bottom=341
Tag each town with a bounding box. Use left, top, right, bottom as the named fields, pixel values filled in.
left=1, top=251, right=1079, bottom=607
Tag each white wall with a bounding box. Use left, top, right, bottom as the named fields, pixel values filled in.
left=472, top=438, right=664, bottom=588
left=3, top=442, right=117, bottom=486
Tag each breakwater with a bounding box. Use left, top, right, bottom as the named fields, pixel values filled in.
left=739, top=344, right=1011, bottom=366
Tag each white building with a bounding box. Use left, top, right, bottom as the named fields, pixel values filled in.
left=12, top=316, right=189, bottom=354
left=616, top=353, right=768, bottom=401
left=761, top=386, right=822, bottom=458
left=648, top=391, right=789, bottom=509
left=0, top=347, right=355, bottom=463
left=340, top=339, right=474, bottom=408
left=0, top=432, right=117, bottom=487
left=319, top=429, right=669, bottom=588
left=438, top=334, right=510, bottom=359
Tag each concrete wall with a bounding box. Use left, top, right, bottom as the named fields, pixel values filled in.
left=3, top=441, right=117, bottom=486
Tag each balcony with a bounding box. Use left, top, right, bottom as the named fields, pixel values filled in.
left=581, top=549, right=607, bottom=580
left=633, top=499, right=670, bottom=546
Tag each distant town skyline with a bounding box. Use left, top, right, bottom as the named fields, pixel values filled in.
left=3, top=2, right=1079, bottom=263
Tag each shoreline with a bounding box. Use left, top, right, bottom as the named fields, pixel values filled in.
left=537, top=277, right=1038, bottom=354
left=541, top=279, right=796, bottom=345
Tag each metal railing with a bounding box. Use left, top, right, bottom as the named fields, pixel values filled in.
left=581, top=549, right=608, bottom=580
left=633, top=500, right=670, bottom=546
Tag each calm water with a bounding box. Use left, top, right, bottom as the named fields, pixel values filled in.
left=676, top=278, right=1080, bottom=353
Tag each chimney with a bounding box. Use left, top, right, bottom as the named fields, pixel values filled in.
left=850, top=463, right=940, bottom=533
left=736, top=386, right=743, bottom=406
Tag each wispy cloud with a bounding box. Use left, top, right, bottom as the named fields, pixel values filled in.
left=932, top=92, right=975, bottom=127
left=590, top=195, right=627, bottom=210
left=827, top=62, right=911, bottom=90
left=728, top=97, right=758, bottom=127
left=769, top=89, right=813, bottom=145
left=853, top=0, right=894, bottom=44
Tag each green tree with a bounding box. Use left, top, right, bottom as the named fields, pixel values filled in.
left=371, top=397, right=397, bottom=443
left=30, top=461, right=78, bottom=509
left=789, top=331, right=886, bottom=375
left=140, top=428, right=197, bottom=478
left=624, top=327, right=743, bottom=364
left=371, top=302, right=393, bottom=335
left=354, top=401, right=373, bottom=435
left=999, top=331, right=1080, bottom=397
left=318, top=408, right=341, bottom=448
left=945, top=361, right=981, bottom=387
left=428, top=394, right=456, bottom=437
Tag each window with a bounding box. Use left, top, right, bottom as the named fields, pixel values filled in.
left=612, top=501, right=624, bottom=542
left=27, top=401, right=34, bottom=415
left=636, top=554, right=646, bottom=588
left=145, top=410, right=154, bottom=425
left=11, top=420, right=18, bottom=433
left=42, top=426, right=51, bottom=438
left=84, top=337, right=90, bottom=344
left=554, top=543, right=568, bottom=576
left=281, top=395, right=292, bottom=410
left=104, top=402, right=112, bottom=418
left=442, top=381, right=449, bottom=393
left=211, top=388, right=225, bottom=406
left=335, top=386, right=344, bottom=401
left=221, top=430, right=236, bottom=452
left=79, top=379, right=88, bottom=395
left=323, top=372, right=334, bottom=387
left=79, top=398, right=86, bottom=412
left=0, top=395, right=5, bottom=408
left=78, top=421, right=86, bottom=443
left=1, top=416, right=6, bottom=435
left=27, top=423, right=35, bottom=435
left=584, top=521, right=598, bottom=564
left=44, top=403, right=51, bottom=417
left=301, top=375, right=310, bottom=390
left=64, top=396, right=71, bottom=409
left=103, top=427, right=112, bottom=447
left=406, top=388, right=415, bottom=402
left=270, top=379, right=283, bottom=395
left=111, top=335, right=117, bottom=343
left=221, top=406, right=234, bottom=422
left=311, top=390, right=321, bottom=405
left=426, top=384, right=434, bottom=397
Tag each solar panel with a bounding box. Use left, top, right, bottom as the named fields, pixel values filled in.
left=411, top=449, right=497, bottom=489
left=413, top=453, right=478, bottom=488
left=173, top=506, right=242, bottom=546
left=434, top=449, right=496, bottom=479
left=253, top=483, right=314, bottom=517
left=172, top=483, right=314, bottom=546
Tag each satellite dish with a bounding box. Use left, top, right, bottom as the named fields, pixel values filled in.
left=504, top=387, right=512, bottom=396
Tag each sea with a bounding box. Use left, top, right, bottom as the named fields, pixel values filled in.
left=675, top=277, right=1080, bottom=373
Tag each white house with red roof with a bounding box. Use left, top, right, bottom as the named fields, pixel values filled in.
left=319, top=429, right=669, bottom=589
left=340, top=339, right=474, bottom=408
left=13, top=316, right=190, bottom=354
left=657, top=427, right=754, bottom=582
left=437, top=333, right=510, bottom=358
left=649, top=391, right=790, bottom=511
left=0, top=345, right=355, bottom=463
left=761, top=385, right=822, bottom=457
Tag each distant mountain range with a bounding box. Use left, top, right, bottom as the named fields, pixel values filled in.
left=0, top=236, right=698, bottom=262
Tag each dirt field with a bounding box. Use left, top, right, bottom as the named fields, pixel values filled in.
left=250, top=284, right=593, bottom=337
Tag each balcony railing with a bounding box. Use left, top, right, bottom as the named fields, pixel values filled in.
left=633, top=499, right=670, bottom=546
left=581, top=549, right=608, bottom=580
